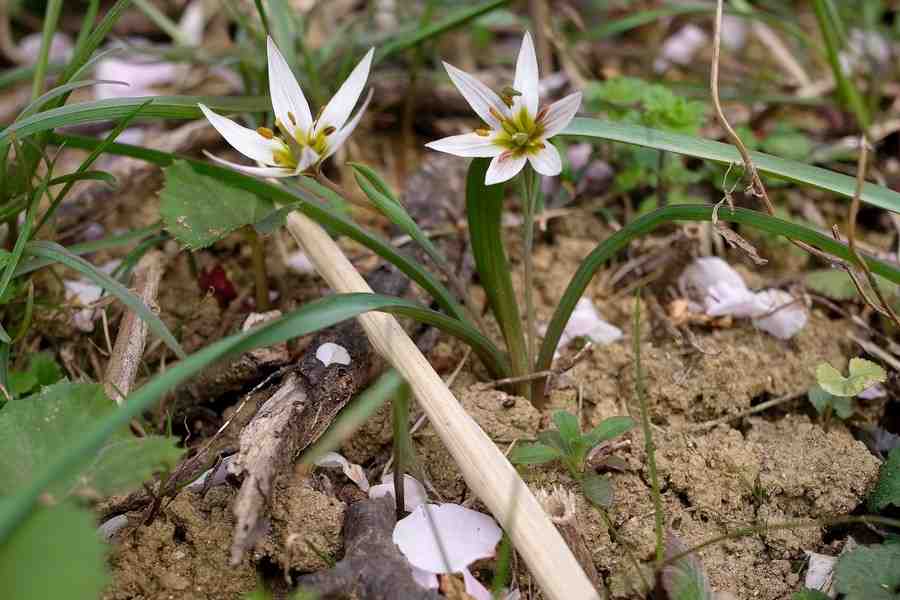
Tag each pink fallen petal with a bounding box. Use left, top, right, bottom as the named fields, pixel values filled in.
left=462, top=567, right=492, bottom=600
left=751, top=289, right=807, bottom=340
left=393, top=503, right=502, bottom=574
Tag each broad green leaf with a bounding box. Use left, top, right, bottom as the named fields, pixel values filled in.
left=581, top=473, right=614, bottom=509
left=870, top=447, right=900, bottom=512
left=7, top=351, right=63, bottom=396
left=0, top=382, right=183, bottom=498
left=536, top=430, right=566, bottom=452
left=160, top=160, right=275, bottom=250
left=834, top=544, right=900, bottom=600
left=806, top=269, right=899, bottom=302
left=508, top=443, right=562, bottom=466
left=661, top=534, right=713, bottom=600
left=808, top=385, right=854, bottom=420
left=816, top=358, right=887, bottom=397
left=792, top=590, right=830, bottom=600
left=584, top=416, right=637, bottom=446
left=552, top=411, right=581, bottom=450
left=0, top=501, right=107, bottom=600
left=561, top=118, right=900, bottom=214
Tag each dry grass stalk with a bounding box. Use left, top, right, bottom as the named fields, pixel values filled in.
left=286, top=211, right=599, bottom=600
left=104, top=250, right=165, bottom=405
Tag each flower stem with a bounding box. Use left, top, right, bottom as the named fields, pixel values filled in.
left=520, top=168, right=538, bottom=376
left=244, top=225, right=270, bottom=311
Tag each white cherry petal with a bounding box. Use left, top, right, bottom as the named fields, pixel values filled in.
left=203, top=151, right=295, bottom=177
left=540, top=91, right=582, bottom=138
left=443, top=61, right=508, bottom=128
left=425, top=132, right=504, bottom=158
left=199, top=103, right=283, bottom=164
left=266, top=37, right=313, bottom=134
left=485, top=153, right=527, bottom=185
left=513, top=31, right=540, bottom=116
left=527, top=142, right=562, bottom=177
left=322, top=88, right=373, bottom=160
left=317, top=47, right=374, bottom=134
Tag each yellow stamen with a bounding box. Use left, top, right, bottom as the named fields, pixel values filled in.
left=322, top=126, right=336, bottom=136
left=288, top=111, right=297, bottom=125
left=475, top=128, right=491, bottom=137
left=257, top=127, right=275, bottom=139
left=489, top=106, right=505, bottom=123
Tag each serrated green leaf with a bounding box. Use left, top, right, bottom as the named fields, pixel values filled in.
left=816, top=359, right=886, bottom=397
left=508, top=443, right=562, bottom=466
left=552, top=410, right=581, bottom=449
left=834, top=544, right=900, bottom=599
left=582, top=472, right=614, bottom=509
left=808, top=385, right=854, bottom=419
left=0, top=501, right=107, bottom=600
left=870, top=447, right=900, bottom=512
left=584, top=416, right=637, bottom=446
left=662, top=533, right=713, bottom=600
left=0, top=382, right=183, bottom=498
left=159, top=160, right=275, bottom=250
left=792, top=590, right=830, bottom=600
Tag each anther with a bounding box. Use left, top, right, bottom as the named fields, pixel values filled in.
left=288, top=111, right=297, bottom=125
left=475, top=128, right=491, bottom=137
left=257, top=127, right=275, bottom=139
left=322, top=126, right=336, bottom=136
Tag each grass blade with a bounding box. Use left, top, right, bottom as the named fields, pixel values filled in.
left=376, top=0, right=511, bottom=62
left=0, top=96, right=269, bottom=144
left=533, top=204, right=900, bottom=395
left=0, top=290, right=507, bottom=542
left=562, top=117, right=900, bottom=213
left=31, top=0, right=63, bottom=99
left=22, top=240, right=185, bottom=359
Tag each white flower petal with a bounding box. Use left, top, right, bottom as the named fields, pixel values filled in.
left=527, top=142, right=562, bottom=177
left=554, top=297, right=623, bottom=350
left=485, top=153, right=527, bottom=185
left=322, top=89, right=373, bottom=160
left=444, top=61, right=508, bottom=128
left=751, top=289, right=807, bottom=339
left=393, top=503, right=503, bottom=574
left=266, top=37, right=313, bottom=134
left=316, top=342, right=352, bottom=366
left=298, top=146, right=320, bottom=171
left=198, top=103, right=283, bottom=164
left=317, top=47, right=374, bottom=133
left=369, top=473, right=428, bottom=511
left=425, top=132, right=504, bottom=158
left=203, top=151, right=295, bottom=178
left=540, top=92, right=581, bottom=138
left=314, top=451, right=370, bottom=491
left=513, top=31, right=540, bottom=116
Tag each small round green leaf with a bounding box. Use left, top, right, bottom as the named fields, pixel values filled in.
left=816, top=358, right=886, bottom=397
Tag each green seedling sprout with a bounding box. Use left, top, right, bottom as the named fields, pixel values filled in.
left=509, top=410, right=634, bottom=508
left=809, top=357, right=887, bottom=424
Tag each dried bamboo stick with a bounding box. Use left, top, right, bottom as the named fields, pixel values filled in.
left=286, top=211, right=599, bottom=600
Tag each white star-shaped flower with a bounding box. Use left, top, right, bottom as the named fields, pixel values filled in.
left=198, top=37, right=373, bottom=177
left=426, top=32, right=581, bottom=185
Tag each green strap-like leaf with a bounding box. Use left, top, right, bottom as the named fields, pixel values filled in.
left=0, top=291, right=506, bottom=543
left=466, top=158, right=529, bottom=394
left=534, top=204, right=900, bottom=391
left=561, top=117, right=900, bottom=213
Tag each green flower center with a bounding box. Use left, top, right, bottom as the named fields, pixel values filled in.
left=492, top=108, right=545, bottom=157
